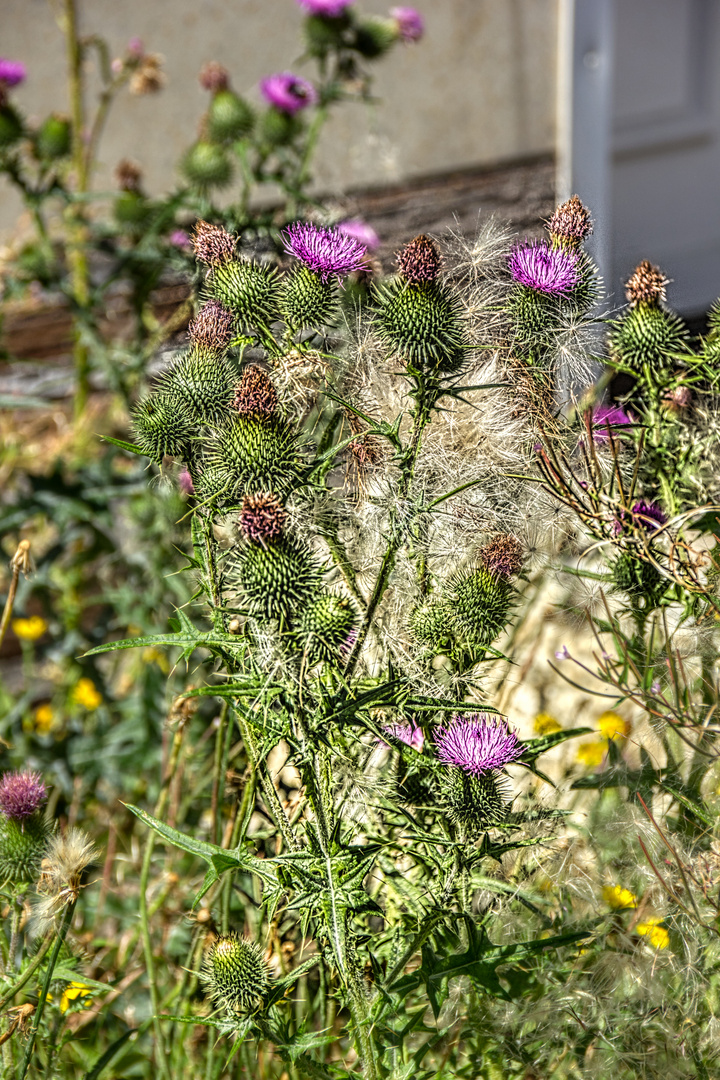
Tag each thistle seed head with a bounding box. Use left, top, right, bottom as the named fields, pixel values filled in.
left=396, top=234, right=442, bottom=284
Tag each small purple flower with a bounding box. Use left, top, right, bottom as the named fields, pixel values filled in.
left=0, top=59, right=26, bottom=88
left=127, top=37, right=144, bottom=57
left=631, top=501, right=667, bottom=529
left=382, top=723, right=425, bottom=752
left=338, top=218, right=380, bottom=251
left=169, top=229, right=191, bottom=250
left=177, top=469, right=195, bottom=495
left=390, top=6, right=425, bottom=42
left=508, top=239, right=580, bottom=295
left=434, top=714, right=523, bottom=776
left=555, top=646, right=571, bottom=661
left=296, top=0, right=353, bottom=15
left=651, top=680, right=661, bottom=696
left=282, top=221, right=369, bottom=281
left=0, top=770, right=46, bottom=820
left=260, top=72, right=317, bottom=115
left=592, top=405, right=632, bottom=443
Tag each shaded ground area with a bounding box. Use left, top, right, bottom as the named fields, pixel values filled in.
left=0, top=155, right=555, bottom=403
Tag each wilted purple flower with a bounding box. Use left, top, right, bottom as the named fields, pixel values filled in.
left=390, top=6, right=425, bottom=42
left=282, top=221, right=369, bottom=281
left=338, top=218, right=380, bottom=251
left=434, top=714, right=523, bottom=776
left=177, top=469, right=195, bottom=495
left=592, top=405, right=632, bottom=443
left=0, top=770, right=46, bottom=820
left=508, top=239, right=580, bottom=295
left=260, top=72, right=317, bottom=115
left=169, top=229, right=191, bottom=250
left=0, top=59, right=27, bottom=88
left=382, top=723, right=425, bottom=752
left=296, top=0, right=353, bottom=15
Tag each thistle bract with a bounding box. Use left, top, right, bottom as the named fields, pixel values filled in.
left=35, top=114, right=71, bottom=160
left=609, top=305, right=688, bottom=370
left=447, top=565, right=513, bottom=647
left=131, top=395, right=195, bottom=463
left=208, top=415, right=303, bottom=497
left=199, top=933, right=269, bottom=1014
left=160, top=351, right=237, bottom=424
left=280, top=264, right=338, bottom=328
left=210, top=259, right=281, bottom=328
left=233, top=536, right=321, bottom=621
left=296, top=592, right=358, bottom=661
left=0, top=815, right=50, bottom=883
left=440, top=768, right=509, bottom=830
left=373, top=279, right=465, bottom=370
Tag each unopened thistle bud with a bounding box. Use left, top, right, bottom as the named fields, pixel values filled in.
left=373, top=278, right=466, bottom=371
left=396, top=234, right=442, bottom=284
left=547, top=195, right=593, bottom=248
left=446, top=565, right=513, bottom=648
left=239, top=493, right=286, bottom=543
left=478, top=535, right=523, bottom=579
left=160, top=351, right=237, bottom=424
left=208, top=415, right=303, bottom=497
left=131, top=394, right=195, bottom=463
left=0, top=771, right=50, bottom=884
left=35, top=114, right=71, bottom=160
left=192, top=220, right=236, bottom=266
left=296, top=592, right=358, bottom=662
left=234, top=367, right=278, bottom=417
left=279, top=265, right=338, bottom=329
left=0, top=105, right=23, bottom=149
left=199, top=933, right=270, bottom=1015
left=233, top=536, right=321, bottom=621
left=199, top=61, right=229, bottom=94
left=181, top=140, right=233, bottom=190
left=188, top=299, right=236, bottom=352
left=207, top=90, right=254, bottom=142
left=612, top=551, right=664, bottom=600
left=609, top=260, right=688, bottom=369
left=210, top=259, right=281, bottom=328
left=354, top=16, right=397, bottom=58
left=408, top=597, right=456, bottom=652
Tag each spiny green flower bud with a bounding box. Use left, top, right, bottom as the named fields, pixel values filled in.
left=159, top=351, right=237, bottom=424
left=508, top=286, right=560, bottom=363
left=181, top=140, right=233, bottom=189
left=409, top=598, right=456, bottom=652
left=279, top=265, right=338, bottom=329
left=295, top=592, right=357, bottom=662
left=210, top=260, right=281, bottom=328
left=113, top=190, right=152, bottom=228
left=447, top=566, right=513, bottom=648
left=199, top=933, right=270, bottom=1014
left=194, top=465, right=237, bottom=506
left=131, top=394, right=195, bottom=463
left=0, top=814, right=50, bottom=884
left=233, top=536, right=321, bottom=620
left=207, top=89, right=254, bottom=142
left=304, top=13, right=350, bottom=56
left=373, top=279, right=465, bottom=370
left=261, top=108, right=299, bottom=147
left=609, top=304, right=688, bottom=370
left=612, top=551, right=664, bottom=600
left=353, top=16, right=397, bottom=57
left=209, top=415, right=303, bottom=496
left=0, top=105, right=22, bottom=148
left=440, top=768, right=509, bottom=831
left=35, top=114, right=71, bottom=159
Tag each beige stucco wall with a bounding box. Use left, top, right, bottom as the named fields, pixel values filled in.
left=1, top=0, right=557, bottom=238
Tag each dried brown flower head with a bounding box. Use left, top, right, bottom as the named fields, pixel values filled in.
left=396, top=234, right=442, bottom=284
left=239, top=493, right=287, bottom=544
left=547, top=195, right=593, bottom=246
left=625, top=260, right=669, bottom=307
left=188, top=299, right=235, bottom=351
left=233, top=366, right=278, bottom=417
left=129, top=53, right=165, bottom=95
left=478, top=535, right=523, bottom=579
left=191, top=220, right=236, bottom=265
left=115, top=158, right=143, bottom=193
left=199, top=61, right=229, bottom=94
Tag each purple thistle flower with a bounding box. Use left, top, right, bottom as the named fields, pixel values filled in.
left=338, top=218, right=380, bottom=251
left=390, top=7, right=425, bottom=42
left=592, top=405, right=633, bottom=443
left=282, top=221, right=369, bottom=281
left=260, top=72, right=317, bottom=115
left=434, top=714, right=523, bottom=776
left=169, top=229, right=191, bottom=250
left=382, top=723, right=425, bottom=752
left=632, top=501, right=667, bottom=529
left=296, top=0, right=353, bottom=15
left=0, top=59, right=26, bottom=88
left=177, top=469, right=195, bottom=496
left=508, top=239, right=580, bottom=295
left=0, top=770, right=46, bottom=820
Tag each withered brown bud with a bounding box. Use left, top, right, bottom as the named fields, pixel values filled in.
left=478, top=535, right=523, bottom=579
left=547, top=195, right=593, bottom=246
left=129, top=53, right=165, bottom=95
left=188, top=299, right=235, bottom=351
left=396, top=234, right=442, bottom=284
left=115, top=158, right=143, bottom=193
left=625, top=260, right=669, bottom=307
left=199, top=61, right=230, bottom=94
left=239, top=493, right=286, bottom=544
left=191, top=219, right=236, bottom=265
left=233, top=366, right=278, bottom=417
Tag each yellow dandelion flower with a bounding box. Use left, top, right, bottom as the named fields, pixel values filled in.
left=60, top=982, right=92, bottom=1013
left=576, top=740, right=607, bottom=768
left=597, top=711, right=631, bottom=740
left=33, top=703, right=55, bottom=735
left=71, top=678, right=102, bottom=710
left=12, top=616, right=48, bottom=642
left=534, top=712, right=562, bottom=736
left=602, top=884, right=638, bottom=910
left=142, top=647, right=169, bottom=674
left=636, top=917, right=669, bottom=949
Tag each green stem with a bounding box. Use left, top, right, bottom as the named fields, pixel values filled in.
left=0, top=932, right=54, bottom=1011
left=18, top=900, right=76, bottom=1080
